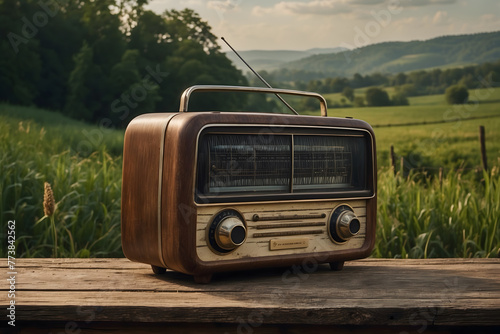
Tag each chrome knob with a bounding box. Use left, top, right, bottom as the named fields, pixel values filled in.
left=329, top=205, right=360, bottom=243
left=215, top=216, right=247, bottom=250
left=336, top=211, right=360, bottom=240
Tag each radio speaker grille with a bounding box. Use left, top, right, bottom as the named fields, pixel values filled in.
left=196, top=130, right=369, bottom=198
left=206, top=134, right=291, bottom=193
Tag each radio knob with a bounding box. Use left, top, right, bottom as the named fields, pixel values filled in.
left=336, top=211, right=360, bottom=240
left=215, top=216, right=246, bottom=250
left=208, top=210, right=247, bottom=253
left=329, top=205, right=360, bottom=243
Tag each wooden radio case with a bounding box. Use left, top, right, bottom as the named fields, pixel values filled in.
left=121, top=85, right=377, bottom=283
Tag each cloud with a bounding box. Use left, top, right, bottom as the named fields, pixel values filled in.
left=480, top=14, right=497, bottom=22
left=432, top=10, right=449, bottom=25
left=207, top=0, right=240, bottom=12
left=253, top=1, right=354, bottom=17
left=252, top=0, right=458, bottom=18
left=399, top=0, right=457, bottom=7
left=207, top=0, right=243, bottom=21
left=350, top=0, right=386, bottom=4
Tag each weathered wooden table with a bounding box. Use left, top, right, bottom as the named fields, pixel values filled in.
left=2, top=258, right=499, bottom=333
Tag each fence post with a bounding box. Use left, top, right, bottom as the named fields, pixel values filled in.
left=390, top=145, right=396, bottom=175
left=479, top=125, right=488, bottom=171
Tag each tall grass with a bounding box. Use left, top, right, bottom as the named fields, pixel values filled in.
left=375, top=167, right=500, bottom=258
left=0, top=104, right=123, bottom=257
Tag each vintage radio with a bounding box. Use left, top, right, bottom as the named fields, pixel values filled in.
left=121, top=85, right=376, bottom=283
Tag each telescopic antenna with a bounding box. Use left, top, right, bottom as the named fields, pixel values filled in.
left=221, top=37, right=299, bottom=115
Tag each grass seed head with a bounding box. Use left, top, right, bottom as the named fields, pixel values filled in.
left=43, top=182, right=55, bottom=217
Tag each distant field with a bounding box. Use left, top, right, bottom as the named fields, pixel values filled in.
left=318, top=87, right=500, bottom=169
left=1, top=96, right=499, bottom=259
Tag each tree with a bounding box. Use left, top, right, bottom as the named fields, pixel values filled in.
left=163, top=8, right=219, bottom=53
left=365, top=87, right=391, bottom=107
left=353, top=96, right=364, bottom=107
left=351, top=73, right=365, bottom=88
left=391, top=93, right=409, bottom=106
left=108, top=49, right=160, bottom=126
left=0, top=0, right=41, bottom=105
left=0, top=2, right=248, bottom=125
left=325, top=77, right=349, bottom=93
left=342, top=87, right=354, bottom=102
left=65, top=41, right=96, bottom=121
left=392, top=72, right=407, bottom=86
left=128, top=10, right=170, bottom=63
left=445, top=85, right=469, bottom=105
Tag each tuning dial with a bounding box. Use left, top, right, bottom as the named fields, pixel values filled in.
left=329, top=205, right=360, bottom=243
left=208, top=209, right=247, bottom=253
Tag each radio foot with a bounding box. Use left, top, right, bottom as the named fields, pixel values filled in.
left=151, top=265, right=167, bottom=275
left=329, top=261, right=345, bottom=271
left=194, top=274, right=213, bottom=284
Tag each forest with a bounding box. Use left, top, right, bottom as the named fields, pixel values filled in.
left=0, top=0, right=249, bottom=127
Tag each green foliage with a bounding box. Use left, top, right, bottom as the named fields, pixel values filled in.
left=445, top=85, right=469, bottom=105
left=365, top=87, right=391, bottom=107
left=0, top=0, right=42, bottom=105
left=65, top=41, right=95, bottom=121
left=0, top=104, right=123, bottom=257
left=391, top=93, right=409, bottom=106
left=342, top=87, right=355, bottom=102
left=353, top=96, right=365, bottom=107
left=108, top=49, right=161, bottom=126
left=291, top=59, right=500, bottom=99
left=375, top=168, right=500, bottom=258
left=0, top=3, right=246, bottom=125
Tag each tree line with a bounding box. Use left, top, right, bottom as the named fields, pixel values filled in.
left=267, top=60, right=499, bottom=108
left=0, top=0, right=252, bottom=127
left=290, top=61, right=500, bottom=97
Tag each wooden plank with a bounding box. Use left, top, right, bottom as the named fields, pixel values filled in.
left=1, top=258, right=499, bottom=328
left=14, top=322, right=500, bottom=334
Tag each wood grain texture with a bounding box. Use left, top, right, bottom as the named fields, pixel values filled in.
left=1, top=258, right=499, bottom=330
left=121, top=113, right=176, bottom=268
left=11, top=322, right=500, bottom=334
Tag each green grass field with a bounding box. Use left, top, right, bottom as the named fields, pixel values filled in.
left=1, top=87, right=499, bottom=259
left=1, top=105, right=124, bottom=257
left=320, top=87, right=500, bottom=170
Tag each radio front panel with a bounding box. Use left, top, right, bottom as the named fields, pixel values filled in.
left=196, top=200, right=367, bottom=262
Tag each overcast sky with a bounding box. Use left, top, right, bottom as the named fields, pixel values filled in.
left=145, top=0, right=500, bottom=51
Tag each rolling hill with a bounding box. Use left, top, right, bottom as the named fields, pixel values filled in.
left=274, top=31, right=500, bottom=79
left=224, top=47, right=346, bottom=72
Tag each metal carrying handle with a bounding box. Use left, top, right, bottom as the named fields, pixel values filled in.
left=179, top=85, right=328, bottom=117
